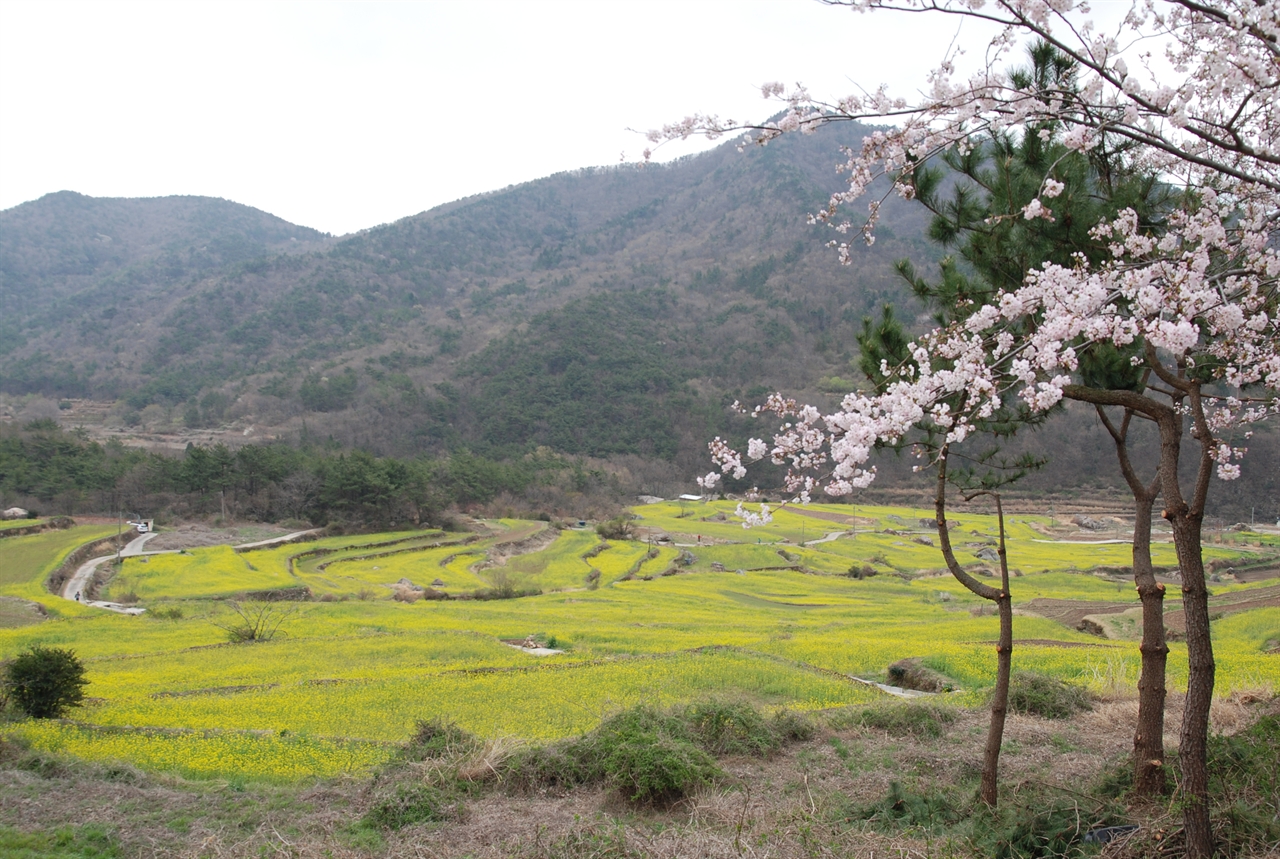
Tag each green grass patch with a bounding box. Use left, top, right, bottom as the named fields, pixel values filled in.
left=0, top=823, right=125, bottom=858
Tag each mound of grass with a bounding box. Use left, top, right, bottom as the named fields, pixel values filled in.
left=506, top=701, right=814, bottom=804
left=362, top=784, right=463, bottom=830
left=832, top=701, right=959, bottom=738
left=599, top=729, right=720, bottom=804
left=685, top=700, right=780, bottom=756
left=404, top=717, right=478, bottom=761
left=506, top=705, right=720, bottom=804
left=1005, top=671, right=1092, bottom=719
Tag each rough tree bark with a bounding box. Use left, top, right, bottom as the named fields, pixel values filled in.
left=1094, top=404, right=1169, bottom=798
left=934, top=447, right=1013, bottom=808
left=1065, top=352, right=1217, bottom=857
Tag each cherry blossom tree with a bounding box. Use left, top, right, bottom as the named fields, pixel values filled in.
left=658, top=3, right=1279, bottom=854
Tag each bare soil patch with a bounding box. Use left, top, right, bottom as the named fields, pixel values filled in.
left=1229, top=562, right=1280, bottom=584
left=786, top=508, right=876, bottom=527
left=1164, top=583, right=1280, bottom=636
left=1023, top=597, right=1137, bottom=630
left=977, top=638, right=1115, bottom=648
left=145, top=523, right=296, bottom=551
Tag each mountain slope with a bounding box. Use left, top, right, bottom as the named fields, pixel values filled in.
left=0, top=125, right=935, bottom=462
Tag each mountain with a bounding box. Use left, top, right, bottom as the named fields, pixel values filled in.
left=2, top=133, right=1273, bottom=520
left=0, top=126, right=936, bottom=467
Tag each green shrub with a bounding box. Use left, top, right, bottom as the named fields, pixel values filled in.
left=404, top=717, right=478, bottom=761
left=147, top=605, right=184, bottom=620
left=595, top=517, right=635, bottom=541
left=1205, top=713, right=1280, bottom=854
left=505, top=705, right=721, bottom=804
left=4, top=645, right=88, bottom=719
left=504, top=739, right=598, bottom=792
left=834, top=701, right=958, bottom=738
left=770, top=708, right=816, bottom=743
left=599, top=733, right=719, bottom=804
left=686, top=700, right=779, bottom=756
left=843, top=781, right=963, bottom=832
left=362, top=784, right=460, bottom=830
left=1005, top=672, right=1091, bottom=719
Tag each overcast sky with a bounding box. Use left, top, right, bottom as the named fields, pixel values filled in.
left=1, top=0, right=1009, bottom=236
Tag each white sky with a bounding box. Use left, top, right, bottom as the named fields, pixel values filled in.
left=0, top=0, right=1012, bottom=236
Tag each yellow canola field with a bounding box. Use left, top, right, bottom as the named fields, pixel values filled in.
left=114, top=545, right=296, bottom=600
left=1, top=503, right=1275, bottom=782
left=10, top=721, right=392, bottom=781
left=0, top=525, right=118, bottom=617
left=503, top=528, right=598, bottom=591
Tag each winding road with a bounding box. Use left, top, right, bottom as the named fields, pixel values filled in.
left=59, top=529, right=320, bottom=614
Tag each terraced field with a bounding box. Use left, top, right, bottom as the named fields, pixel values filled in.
left=1, top=501, right=1276, bottom=782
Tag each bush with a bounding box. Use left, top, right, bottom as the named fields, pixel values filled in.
left=600, top=732, right=719, bottom=804
left=4, top=646, right=89, bottom=718
left=362, top=784, right=461, bottom=830
left=213, top=601, right=297, bottom=643
left=770, top=708, right=816, bottom=743
left=595, top=516, right=635, bottom=541
left=686, top=700, right=780, bottom=756
left=1005, top=671, right=1091, bottom=719
left=506, top=705, right=721, bottom=805
left=405, top=718, right=478, bottom=761
left=147, top=605, right=184, bottom=620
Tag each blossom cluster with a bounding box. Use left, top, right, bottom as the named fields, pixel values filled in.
left=653, top=1, right=1279, bottom=502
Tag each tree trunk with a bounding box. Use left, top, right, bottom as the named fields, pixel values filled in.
left=1132, top=493, right=1170, bottom=797
left=1095, top=404, right=1168, bottom=797
left=1153, top=380, right=1214, bottom=859
left=982, top=500, right=1013, bottom=810
left=1065, top=377, right=1216, bottom=855
left=1169, top=506, right=1215, bottom=857
left=933, top=449, right=1009, bottom=808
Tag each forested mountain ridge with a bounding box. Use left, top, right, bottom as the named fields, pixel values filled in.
left=0, top=125, right=936, bottom=468
left=0, top=129, right=1275, bottom=519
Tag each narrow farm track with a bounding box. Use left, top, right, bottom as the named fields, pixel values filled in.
left=58, top=529, right=321, bottom=613
left=1022, top=582, right=1280, bottom=637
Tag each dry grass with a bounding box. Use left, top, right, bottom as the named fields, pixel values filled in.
left=2, top=693, right=1277, bottom=858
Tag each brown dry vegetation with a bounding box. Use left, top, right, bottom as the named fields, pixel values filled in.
left=2, top=693, right=1277, bottom=858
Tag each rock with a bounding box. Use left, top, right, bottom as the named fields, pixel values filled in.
left=1077, top=618, right=1106, bottom=636
left=913, top=535, right=935, bottom=546
left=975, top=547, right=1000, bottom=563
left=711, top=562, right=726, bottom=572
left=432, top=578, right=445, bottom=587
left=1072, top=515, right=1108, bottom=531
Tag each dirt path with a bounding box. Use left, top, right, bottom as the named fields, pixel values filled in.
left=60, top=533, right=159, bottom=614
